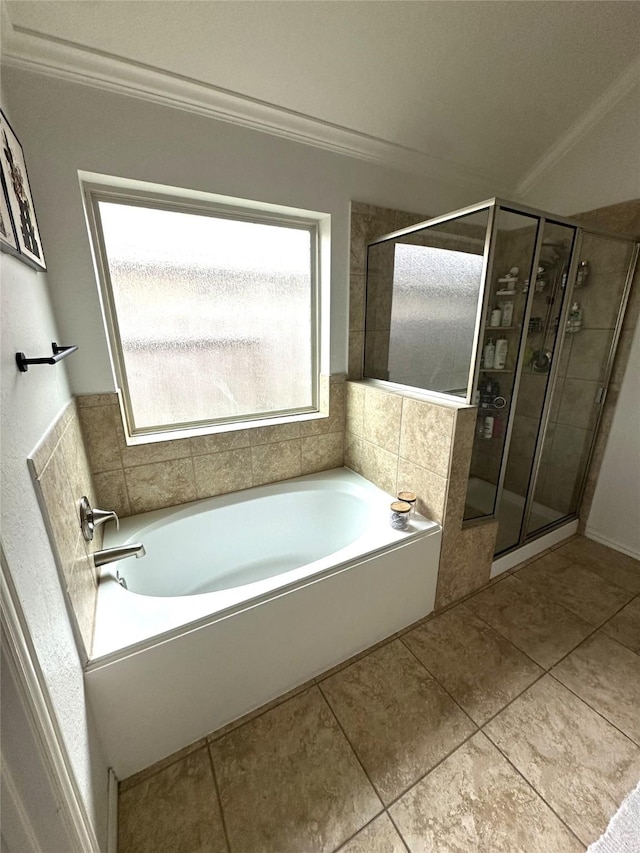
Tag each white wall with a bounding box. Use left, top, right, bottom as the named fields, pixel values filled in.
left=519, top=83, right=640, bottom=216
left=0, top=90, right=110, bottom=844
left=1, top=68, right=484, bottom=395
left=587, top=326, right=640, bottom=557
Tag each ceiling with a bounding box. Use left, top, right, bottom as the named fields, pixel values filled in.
left=2, top=1, right=639, bottom=195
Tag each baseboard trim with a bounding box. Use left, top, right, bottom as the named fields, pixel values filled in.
left=584, top=528, right=640, bottom=562
left=491, top=520, right=579, bottom=578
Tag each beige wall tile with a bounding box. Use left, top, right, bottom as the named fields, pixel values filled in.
left=301, top=431, right=344, bottom=475
left=363, top=386, right=402, bottom=453
left=399, top=398, right=455, bottom=477
left=251, top=439, right=302, bottom=486
left=119, top=436, right=192, bottom=468
left=348, top=331, right=364, bottom=380
left=350, top=273, right=366, bottom=332
left=250, top=422, right=301, bottom=446
left=76, top=392, right=119, bottom=408
left=352, top=439, right=398, bottom=495
left=436, top=521, right=497, bottom=609
left=344, top=433, right=365, bottom=477
left=93, top=470, right=131, bottom=518
left=29, top=399, right=74, bottom=477
left=193, top=448, right=253, bottom=499
left=70, top=535, right=97, bottom=658
left=125, top=458, right=197, bottom=514
left=37, top=450, right=80, bottom=576
left=345, top=382, right=365, bottom=438
left=189, top=429, right=252, bottom=456
left=397, top=459, right=447, bottom=523
left=78, top=403, right=123, bottom=473
left=300, top=381, right=346, bottom=437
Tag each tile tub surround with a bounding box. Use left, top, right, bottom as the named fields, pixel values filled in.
left=345, top=380, right=497, bottom=607
left=77, top=375, right=346, bottom=517
left=118, top=535, right=640, bottom=853
left=28, top=399, right=101, bottom=659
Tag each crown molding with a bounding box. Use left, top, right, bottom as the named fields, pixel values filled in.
left=515, top=57, right=640, bottom=199
left=1, top=17, right=507, bottom=196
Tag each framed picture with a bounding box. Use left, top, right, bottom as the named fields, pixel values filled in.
left=0, top=109, right=46, bottom=270
left=0, top=173, right=18, bottom=252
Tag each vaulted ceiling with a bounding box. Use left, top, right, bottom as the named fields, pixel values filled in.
left=2, top=1, right=639, bottom=195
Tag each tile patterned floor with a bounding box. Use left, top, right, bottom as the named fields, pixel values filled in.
left=118, top=536, right=640, bottom=852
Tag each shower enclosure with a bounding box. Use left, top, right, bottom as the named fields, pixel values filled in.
left=364, top=199, right=639, bottom=558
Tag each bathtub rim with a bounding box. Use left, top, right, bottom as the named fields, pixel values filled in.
left=89, top=468, right=441, bottom=669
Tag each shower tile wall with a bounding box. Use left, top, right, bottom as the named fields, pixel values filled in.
left=78, top=374, right=346, bottom=517
left=344, top=381, right=492, bottom=607
left=349, top=201, right=499, bottom=607
left=28, top=399, right=101, bottom=659
left=557, top=201, right=640, bottom=526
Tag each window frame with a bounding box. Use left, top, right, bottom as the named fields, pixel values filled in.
left=83, top=181, right=323, bottom=441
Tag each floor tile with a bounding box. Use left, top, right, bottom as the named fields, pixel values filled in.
left=402, top=603, right=543, bottom=725
left=516, top=553, right=633, bottom=624
left=389, top=732, right=583, bottom=853
left=209, top=686, right=381, bottom=853
left=337, top=814, right=407, bottom=852
left=552, top=632, right=640, bottom=744
left=555, top=539, right=640, bottom=593
left=601, top=595, right=640, bottom=653
left=319, top=640, right=476, bottom=805
left=466, top=575, right=594, bottom=669
left=484, top=675, right=640, bottom=845
left=118, top=748, right=228, bottom=853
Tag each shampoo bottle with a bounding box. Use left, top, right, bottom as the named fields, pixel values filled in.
left=484, top=339, right=496, bottom=369
left=494, top=338, right=508, bottom=369
left=483, top=415, right=494, bottom=439
left=501, top=300, right=514, bottom=326
left=567, top=302, right=582, bottom=334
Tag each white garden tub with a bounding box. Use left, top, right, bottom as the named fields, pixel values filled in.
left=85, top=468, right=441, bottom=778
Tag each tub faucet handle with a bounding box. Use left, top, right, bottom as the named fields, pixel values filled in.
left=79, top=496, right=119, bottom=541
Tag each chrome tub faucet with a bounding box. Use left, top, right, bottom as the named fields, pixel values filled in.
left=93, top=543, right=146, bottom=568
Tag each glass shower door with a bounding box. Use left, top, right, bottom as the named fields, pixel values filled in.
left=524, top=232, right=639, bottom=539
left=497, top=221, right=577, bottom=553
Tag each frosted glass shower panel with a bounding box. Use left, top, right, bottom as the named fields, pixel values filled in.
left=364, top=208, right=489, bottom=397
left=388, top=244, right=483, bottom=393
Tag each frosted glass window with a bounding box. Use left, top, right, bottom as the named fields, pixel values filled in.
left=95, top=200, right=316, bottom=434
left=388, top=244, right=483, bottom=394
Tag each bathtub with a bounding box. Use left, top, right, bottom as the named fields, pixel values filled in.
left=85, top=468, right=441, bottom=778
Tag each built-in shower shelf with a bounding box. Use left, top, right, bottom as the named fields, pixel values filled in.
left=479, top=368, right=513, bottom=373
left=485, top=325, right=519, bottom=331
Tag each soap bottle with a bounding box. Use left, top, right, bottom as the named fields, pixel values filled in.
left=483, top=415, right=494, bottom=439
left=566, top=302, right=582, bottom=334
left=494, top=338, right=508, bottom=370
left=575, top=261, right=589, bottom=288
left=484, top=339, right=495, bottom=369
left=500, top=300, right=514, bottom=326
left=490, top=306, right=502, bottom=327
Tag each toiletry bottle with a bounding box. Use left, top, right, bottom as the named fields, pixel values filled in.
left=484, top=339, right=495, bottom=369
left=483, top=415, right=494, bottom=439
left=567, top=302, right=582, bottom=333
left=494, top=338, right=508, bottom=369
left=501, top=300, right=514, bottom=326
left=490, top=307, right=502, bottom=327
left=575, top=261, right=589, bottom=288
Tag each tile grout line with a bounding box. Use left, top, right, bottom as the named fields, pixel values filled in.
left=314, top=681, right=387, bottom=816
left=397, top=634, right=480, bottom=731
left=546, top=669, right=640, bottom=749
left=480, top=725, right=588, bottom=851
left=205, top=743, right=234, bottom=853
